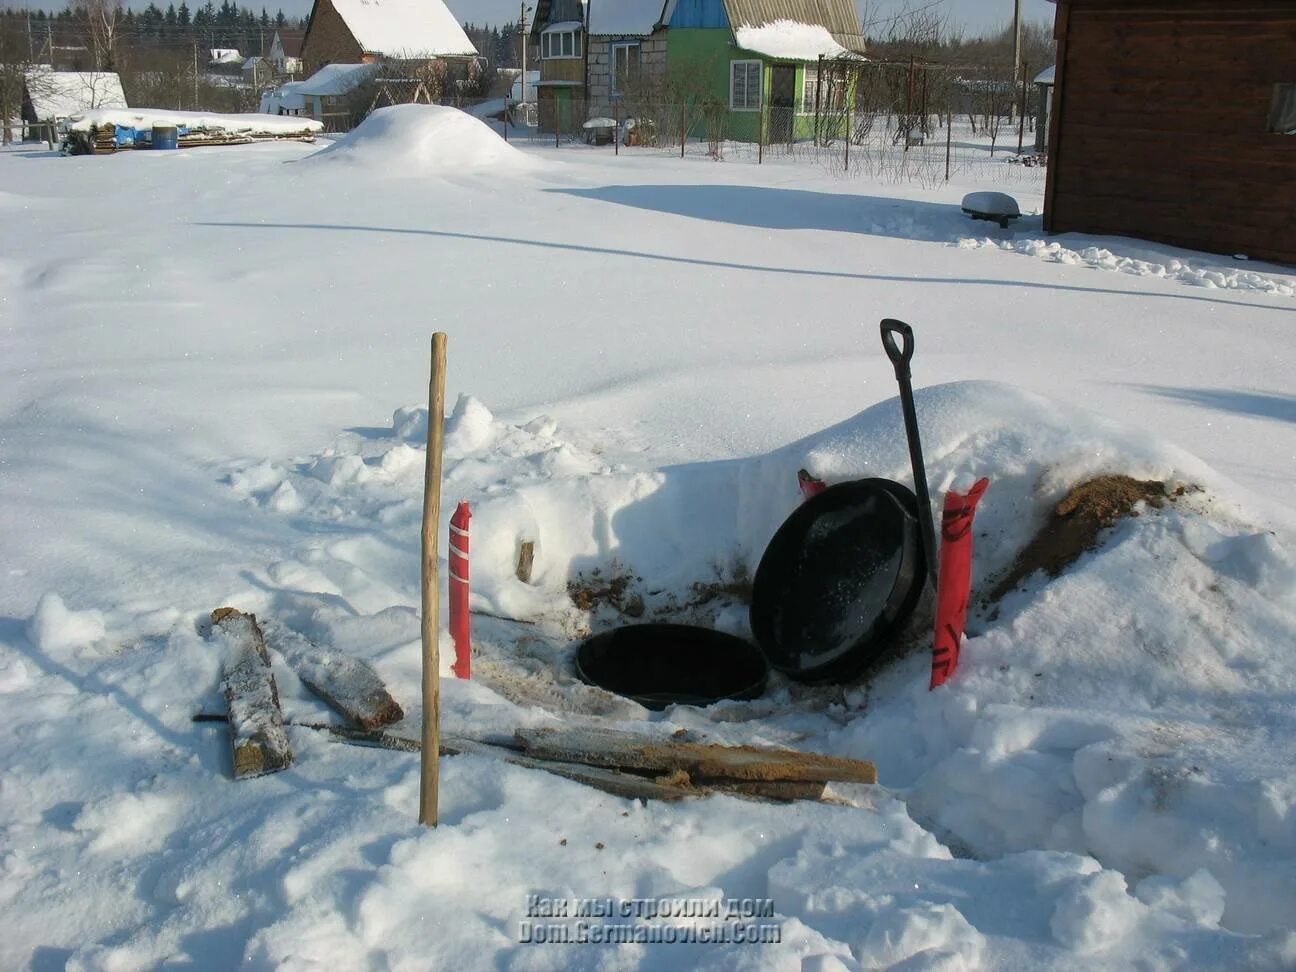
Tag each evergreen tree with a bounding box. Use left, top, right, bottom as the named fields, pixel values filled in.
left=274, top=8, right=285, bottom=27
left=177, top=2, right=191, bottom=27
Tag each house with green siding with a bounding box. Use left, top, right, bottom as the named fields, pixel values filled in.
left=528, top=0, right=863, bottom=141
left=662, top=0, right=864, bottom=142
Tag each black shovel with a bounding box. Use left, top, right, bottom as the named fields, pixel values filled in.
left=881, top=318, right=939, bottom=587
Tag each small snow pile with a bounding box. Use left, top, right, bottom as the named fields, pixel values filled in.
left=734, top=20, right=850, bottom=59
left=25, top=592, right=106, bottom=655
left=307, top=104, right=533, bottom=175
left=958, top=236, right=1296, bottom=297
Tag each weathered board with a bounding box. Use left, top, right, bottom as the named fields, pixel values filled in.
left=210, top=608, right=293, bottom=779
left=262, top=621, right=404, bottom=730
left=514, top=727, right=877, bottom=785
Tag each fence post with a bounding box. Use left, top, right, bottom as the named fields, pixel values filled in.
left=680, top=103, right=686, bottom=158
left=758, top=106, right=763, bottom=164
left=1017, top=62, right=1028, bottom=154
left=503, top=96, right=509, bottom=141
left=614, top=99, right=619, bottom=156
left=814, top=53, right=823, bottom=147
left=945, top=109, right=952, bottom=181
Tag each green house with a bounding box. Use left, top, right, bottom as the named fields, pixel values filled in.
left=528, top=0, right=863, bottom=142
left=662, top=0, right=865, bottom=142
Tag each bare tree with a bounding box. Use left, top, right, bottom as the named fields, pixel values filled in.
left=71, top=0, right=123, bottom=71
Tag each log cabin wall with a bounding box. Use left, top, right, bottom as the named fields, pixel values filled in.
left=1044, top=0, right=1296, bottom=265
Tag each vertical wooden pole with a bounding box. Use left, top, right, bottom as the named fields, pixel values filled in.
left=419, top=332, right=448, bottom=827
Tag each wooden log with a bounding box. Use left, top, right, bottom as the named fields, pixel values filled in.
left=261, top=621, right=404, bottom=730
left=514, top=726, right=877, bottom=785
left=210, top=608, right=293, bottom=779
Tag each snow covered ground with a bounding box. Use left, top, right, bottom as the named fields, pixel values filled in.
left=2, top=106, right=1295, bottom=969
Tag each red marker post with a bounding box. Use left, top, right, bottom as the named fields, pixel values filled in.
left=448, top=501, right=472, bottom=680
left=930, top=478, right=990, bottom=689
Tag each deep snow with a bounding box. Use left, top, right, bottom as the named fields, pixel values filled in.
left=2, top=116, right=1295, bottom=970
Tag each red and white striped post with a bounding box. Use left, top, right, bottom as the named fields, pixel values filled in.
left=448, top=501, right=472, bottom=680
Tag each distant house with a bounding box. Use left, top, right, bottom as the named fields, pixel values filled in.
left=209, top=48, right=243, bottom=66
left=1044, top=0, right=1296, bottom=265
left=23, top=70, right=127, bottom=128
left=300, top=0, right=477, bottom=78
left=269, top=30, right=304, bottom=75
left=665, top=0, right=865, bottom=142
left=242, top=56, right=273, bottom=88
left=287, top=62, right=379, bottom=129
left=531, top=0, right=668, bottom=126
left=528, top=0, right=862, bottom=139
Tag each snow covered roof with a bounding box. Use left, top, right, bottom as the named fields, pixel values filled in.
left=66, top=107, right=322, bottom=135
left=24, top=70, right=127, bottom=120
left=587, top=0, right=667, bottom=36
left=733, top=20, right=851, bottom=59
left=1035, top=64, right=1055, bottom=85
left=295, top=62, right=378, bottom=96
left=209, top=48, right=243, bottom=64
left=543, top=20, right=584, bottom=31
left=328, top=0, right=477, bottom=58
left=723, top=0, right=863, bottom=53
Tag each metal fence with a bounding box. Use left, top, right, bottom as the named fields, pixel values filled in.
left=450, top=94, right=1046, bottom=191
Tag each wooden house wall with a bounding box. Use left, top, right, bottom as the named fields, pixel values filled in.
left=1045, top=0, right=1296, bottom=265
left=301, top=0, right=367, bottom=77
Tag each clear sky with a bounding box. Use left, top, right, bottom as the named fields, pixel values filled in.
left=1, top=0, right=1055, bottom=36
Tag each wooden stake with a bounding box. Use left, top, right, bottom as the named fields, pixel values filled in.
left=419, top=333, right=448, bottom=826
left=515, top=540, right=535, bottom=584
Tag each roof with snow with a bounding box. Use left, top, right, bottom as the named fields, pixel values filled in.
left=1035, top=64, right=1055, bottom=85
left=295, top=62, right=378, bottom=96
left=587, top=0, right=668, bottom=36
left=724, top=0, right=863, bottom=53
left=327, top=0, right=477, bottom=58
left=733, top=20, right=851, bottom=59
left=261, top=81, right=308, bottom=113
left=23, top=70, right=127, bottom=121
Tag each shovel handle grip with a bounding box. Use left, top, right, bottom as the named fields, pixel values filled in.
left=880, top=319, right=914, bottom=380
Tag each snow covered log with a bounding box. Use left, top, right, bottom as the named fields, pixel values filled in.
left=514, top=727, right=877, bottom=785
left=210, top=608, right=293, bottom=779
left=262, top=622, right=404, bottom=730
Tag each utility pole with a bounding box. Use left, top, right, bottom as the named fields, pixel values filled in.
left=519, top=1, right=530, bottom=103
left=1010, top=0, right=1022, bottom=123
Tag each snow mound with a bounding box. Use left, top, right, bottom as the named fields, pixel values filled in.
left=222, top=379, right=1296, bottom=941
left=307, top=104, right=534, bottom=175
left=26, top=592, right=106, bottom=655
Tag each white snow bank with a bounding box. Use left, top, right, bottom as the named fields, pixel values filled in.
left=734, top=20, right=852, bottom=60
left=67, top=107, right=322, bottom=135
left=306, top=104, right=533, bottom=174
left=959, top=236, right=1296, bottom=297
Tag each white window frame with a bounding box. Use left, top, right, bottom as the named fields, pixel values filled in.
left=611, top=41, right=641, bottom=96
left=542, top=27, right=583, bottom=60
left=800, top=65, right=846, bottom=114
left=730, top=59, right=762, bottom=111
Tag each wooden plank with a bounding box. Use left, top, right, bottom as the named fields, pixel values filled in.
left=261, top=621, right=404, bottom=730
left=210, top=608, right=293, bottom=779
left=514, top=726, right=877, bottom=784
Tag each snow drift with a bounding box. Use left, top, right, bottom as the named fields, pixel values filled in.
left=307, top=104, right=534, bottom=175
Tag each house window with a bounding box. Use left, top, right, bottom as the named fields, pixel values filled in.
left=730, top=60, right=761, bottom=110
left=611, top=42, right=640, bottom=96
left=542, top=27, right=582, bottom=60
left=801, top=66, right=845, bottom=113
left=1269, top=83, right=1296, bottom=134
